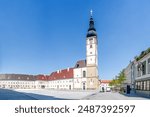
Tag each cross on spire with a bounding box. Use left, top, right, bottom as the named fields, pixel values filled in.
left=90, top=9, right=93, bottom=17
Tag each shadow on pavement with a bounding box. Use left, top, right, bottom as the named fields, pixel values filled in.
left=121, top=92, right=150, bottom=99
left=0, top=88, right=36, bottom=100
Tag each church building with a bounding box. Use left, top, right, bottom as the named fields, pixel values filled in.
left=47, top=11, right=99, bottom=90
left=73, top=12, right=99, bottom=90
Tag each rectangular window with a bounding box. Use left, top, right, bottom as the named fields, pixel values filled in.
left=148, top=80, right=150, bottom=91
left=140, top=81, right=144, bottom=90
left=142, top=61, right=146, bottom=75
left=144, top=81, right=146, bottom=90
left=149, top=80, right=150, bottom=91
left=89, top=38, right=93, bottom=44
left=90, top=45, right=93, bottom=48
left=135, top=82, right=138, bottom=90
left=83, top=71, right=86, bottom=77
left=137, top=65, right=141, bottom=77
left=148, top=58, right=150, bottom=74
left=137, top=82, right=139, bottom=90
left=138, top=82, right=140, bottom=90
left=137, top=82, right=140, bottom=90
left=146, top=80, right=149, bottom=91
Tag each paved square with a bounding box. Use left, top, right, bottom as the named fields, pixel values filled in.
left=0, top=89, right=149, bottom=100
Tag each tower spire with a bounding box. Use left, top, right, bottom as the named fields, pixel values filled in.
left=86, top=10, right=97, bottom=38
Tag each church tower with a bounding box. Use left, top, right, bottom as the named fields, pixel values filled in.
left=86, top=10, right=99, bottom=90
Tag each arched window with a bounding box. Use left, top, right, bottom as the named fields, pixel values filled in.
left=90, top=45, right=93, bottom=48
left=83, top=71, right=86, bottom=77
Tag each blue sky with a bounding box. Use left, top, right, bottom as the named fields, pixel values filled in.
left=0, top=0, right=150, bottom=80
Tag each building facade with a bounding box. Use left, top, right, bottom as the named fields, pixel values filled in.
left=134, top=52, right=150, bottom=97
left=0, top=12, right=99, bottom=90
left=0, top=74, right=37, bottom=89
left=124, top=61, right=135, bottom=90
left=48, top=68, right=74, bottom=90
left=124, top=49, right=150, bottom=97
left=99, top=80, right=112, bottom=92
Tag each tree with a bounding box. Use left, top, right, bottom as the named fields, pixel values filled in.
left=117, top=70, right=126, bottom=84
left=109, top=70, right=126, bottom=87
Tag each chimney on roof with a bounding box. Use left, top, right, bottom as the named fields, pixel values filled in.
left=67, top=68, right=70, bottom=71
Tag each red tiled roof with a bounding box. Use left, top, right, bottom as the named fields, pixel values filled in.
left=36, top=75, right=48, bottom=81
left=48, top=68, right=73, bottom=81
left=100, top=80, right=112, bottom=83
